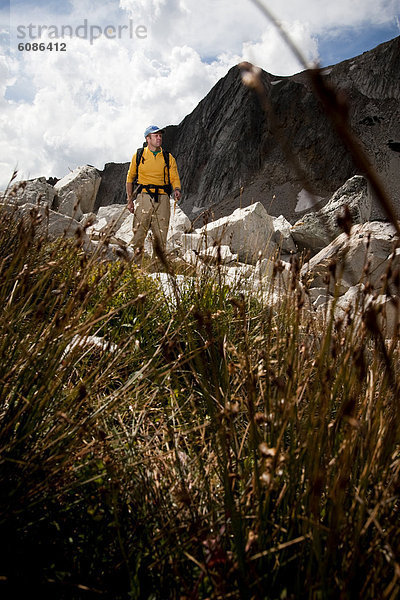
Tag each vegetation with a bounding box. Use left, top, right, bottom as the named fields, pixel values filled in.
left=0, top=203, right=399, bottom=600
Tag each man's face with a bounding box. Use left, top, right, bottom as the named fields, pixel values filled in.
left=148, top=132, right=162, bottom=147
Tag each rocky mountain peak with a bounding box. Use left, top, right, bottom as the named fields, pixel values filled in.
left=96, top=36, right=400, bottom=224
left=166, top=36, right=400, bottom=223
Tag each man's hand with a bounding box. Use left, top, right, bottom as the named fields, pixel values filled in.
left=173, top=188, right=181, bottom=203
left=127, top=197, right=135, bottom=214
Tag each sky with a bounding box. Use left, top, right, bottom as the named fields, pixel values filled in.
left=0, top=0, right=399, bottom=189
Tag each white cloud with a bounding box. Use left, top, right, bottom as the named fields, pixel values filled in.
left=241, top=20, right=319, bottom=73
left=0, top=0, right=398, bottom=188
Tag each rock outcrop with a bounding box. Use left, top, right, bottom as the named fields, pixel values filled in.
left=171, top=37, right=400, bottom=223
left=95, top=162, right=129, bottom=210
left=54, top=165, right=101, bottom=219
left=194, top=202, right=277, bottom=263
left=3, top=202, right=89, bottom=241
left=301, top=221, right=399, bottom=294
left=6, top=177, right=56, bottom=209
left=291, top=175, right=371, bottom=251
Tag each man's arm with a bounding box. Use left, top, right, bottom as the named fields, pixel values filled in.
left=169, top=155, right=181, bottom=202
left=126, top=154, right=137, bottom=213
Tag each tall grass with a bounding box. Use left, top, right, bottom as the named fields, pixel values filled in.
left=0, top=202, right=399, bottom=599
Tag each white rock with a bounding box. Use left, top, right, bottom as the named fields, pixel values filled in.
left=291, top=175, right=371, bottom=251
left=87, top=205, right=132, bottom=241
left=318, top=283, right=399, bottom=338
left=97, top=204, right=128, bottom=225
left=313, top=290, right=333, bottom=308
left=149, top=272, right=191, bottom=304
left=196, top=202, right=276, bottom=263
left=115, top=214, right=135, bottom=244
left=87, top=217, right=108, bottom=238
left=219, top=263, right=256, bottom=287
left=307, top=287, right=332, bottom=307
left=200, top=245, right=238, bottom=264
left=6, top=177, right=56, bottom=208
left=55, top=165, right=101, bottom=216
left=168, top=199, right=191, bottom=237
left=58, top=190, right=83, bottom=221
left=273, top=215, right=297, bottom=253
left=178, top=232, right=208, bottom=254
left=182, top=250, right=198, bottom=265
left=80, top=213, right=97, bottom=228
left=301, top=221, right=399, bottom=294
left=254, top=257, right=291, bottom=288
left=62, top=335, right=118, bottom=361
left=7, top=202, right=88, bottom=241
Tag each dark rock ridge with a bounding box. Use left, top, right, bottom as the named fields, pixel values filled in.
left=96, top=36, right=400, bottom=223
left=95, top=162, right=129, bottom=210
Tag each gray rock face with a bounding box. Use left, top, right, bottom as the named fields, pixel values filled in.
left=95, top=162, right=129, bottom=210
left=291, top=175, right=371, bottom=251
left=169, top=37, right=400, bottom=223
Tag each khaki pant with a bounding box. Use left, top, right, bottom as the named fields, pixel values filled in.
left=131, top=192, right=170, bottom=262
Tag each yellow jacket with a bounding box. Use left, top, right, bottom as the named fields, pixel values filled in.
left=126, top=147, right=181, bottom=190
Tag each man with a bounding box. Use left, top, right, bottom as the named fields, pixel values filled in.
left=126, top=125, right=181, bottom=263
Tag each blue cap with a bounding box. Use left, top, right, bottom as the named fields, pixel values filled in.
left=144, top=125, right=164, bottom=138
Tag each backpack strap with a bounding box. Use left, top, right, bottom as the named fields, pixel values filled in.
left=162, top=150, right=170, bottom=185
left=135, top=147, right=145, bottom=183
left=162, top=150, right=172, bottom=195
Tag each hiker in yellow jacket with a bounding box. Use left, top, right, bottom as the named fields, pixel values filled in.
left=126, top=125, right=181, bottom=263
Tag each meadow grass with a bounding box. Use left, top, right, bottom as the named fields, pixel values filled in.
left=0, top=204, right=399, bottom=600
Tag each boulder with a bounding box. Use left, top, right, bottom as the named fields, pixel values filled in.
left=62, top=335, right=118, bottom=361
left=273, top=214, right=297, bottom=253
left=373, top=295, right=400, bottom=338
left=302, top=221, right=399, bottom=294
left=6, top=177, right=56, bottom=208
left=168, top=200, right=191, bottom=237
left=219, top=263, right=256, bottom=287
left=55, top=165, right=101, bottom=217
left=80, top=212, right=97, bottom=228
left=254, top=257, right=291, bottom=288
left=166, top=200, right=192, bottom=249
left=182, top=249, right=198, bottom=265
left=291, top=176, right=372, bottom=251
left=5, top=202, right=88, bottom=241
left=57, top=190, right=83, bottom=221
left=307, top=286, right=332, bottom=309
left=200, top=244, right=238, bottom=264
left=317, top=283, right=399, bottom=337
left=176, top=232, right=208, bottom=254
left=195, top=202, right=276, bottom=263
left=86, top=204, right=130, bottom=241
left=115, top=214, right=135, bottom=245
left=98, top=204, right=129, bottom=233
